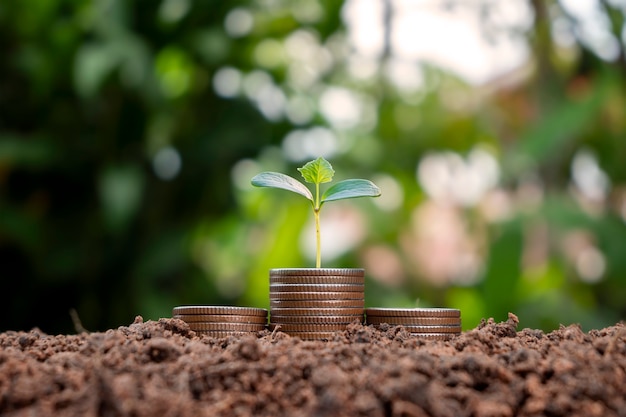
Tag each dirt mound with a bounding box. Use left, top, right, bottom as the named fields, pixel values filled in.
left=0, top=313, right=624, bottom=417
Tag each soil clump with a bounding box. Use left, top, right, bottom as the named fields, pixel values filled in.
left=0, top=313, right=624, bottom=417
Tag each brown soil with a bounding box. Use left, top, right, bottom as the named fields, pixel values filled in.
left=0, top=313, right=624, bottom=417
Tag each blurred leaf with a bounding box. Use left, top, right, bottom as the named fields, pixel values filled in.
left=0, top=136, right=59, bottom=168
left=243, top=201, right=310, bottom=307
left=155, top=46, right=194, bottom=98
left=194, top=29, right=230, bottom=64
left=446, top=287, right=486, bottom=330
left=133, top=229, right=187, bottom=279
left=74, top=36, right=150, bottom=97
left=0, top=205, right=41, bottom=250
left=74, top=43, right=118, bottom=97
left=481, top=222, right=523, bottom=320
left=502, top=74, right=610, bottom=179
left=517, top=290, right=619, bottom=332
left=98, top=164, right=145, bottom=234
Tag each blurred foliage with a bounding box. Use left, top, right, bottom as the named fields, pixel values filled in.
left=0, top=0, right=625, bottom=334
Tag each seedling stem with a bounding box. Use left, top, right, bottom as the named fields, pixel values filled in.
left=251, top=157, right=381, bottom=268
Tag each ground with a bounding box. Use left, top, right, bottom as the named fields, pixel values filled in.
left=0, top=313, right=624, bottom=417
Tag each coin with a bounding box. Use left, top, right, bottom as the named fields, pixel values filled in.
left=270, top=284, right=364, bottom=292
left=374, top=325, right=462, bottom=333
left=270, top=268, right=364, bottom=277
left=194, top=331, right=257, bottom=338
left=172, top=306, right=268, bottom=317
left=365, top=316, right=461, bottom=326
left=410, top=333, right=458, bottom=341
left=270, top=307, right=364, bottom=316
left=268, top=323, right=349, bottom=332
left=188, top=322, right=267, bottom=332
left=270, top=299, right=364, bottom=308
left=270, top=275, right=365, bottom=285
left=269, top=291, right=364, bottom=300
left=173, top=314, right=267, bottom=324
left=270, top=315, right=363, bottom=324
left=365, top=308, right=460, bottom=318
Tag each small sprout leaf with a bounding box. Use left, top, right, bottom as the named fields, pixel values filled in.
left=321, top=179, right=382, bottom=203
left=251, top=157, right=381, bottom=268
left=251, top=172, right=313, bottom=201
left=297, top=157, right=334, bottom=184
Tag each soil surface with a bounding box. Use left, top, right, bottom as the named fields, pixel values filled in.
left=0, top=313, right=624, bottom=417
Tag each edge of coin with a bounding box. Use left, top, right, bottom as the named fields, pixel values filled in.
left=270, top=308, right=364, bottom=316
left=269, top=284, right=365, bottom=292
left=269, top=292, right=364, bottom=300
left=173, top=314, right=268, bottom=324
left=172, top=306, right=268, bottom=317
left=365, top=307, right=460, bottom=318
left=365, top=316, right=461, bottom=326
left=410, top=333, right=458, bottom=340
left=371, top=324, right=462, bottom=333
left=194, top=331, right=260, bottom=338
left=189, top=322, right=267, bottom=331
left=269, top=315, right=363, bottom=324
left=270, top=276, right=365, bottom=284
left=270, top=268, right=364, bottom=277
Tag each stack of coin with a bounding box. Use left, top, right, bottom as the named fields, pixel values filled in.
left=172, top=305, right=268, bottom=337
left=269, top=268, right=365, bottom=340
left=365, top=308, right=461, bottom=340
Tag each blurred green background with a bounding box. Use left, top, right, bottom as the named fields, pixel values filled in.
left=1, top=0, right=625, bottom=334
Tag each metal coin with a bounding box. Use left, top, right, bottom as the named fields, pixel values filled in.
left=410, top=333, right=458, bottom=341
left=270, top=284, right=364, bottom=292
left=365, top=316, right=461, bottom=326
left=373, top=325, right=462, bottom=333
left=173, top=314, right=268, bottom=324
left=280, top=331, right=341, bottom=340
left=268, top=323, right=349, bottom=332
left=270, top=268, right=364, bottom=277
left=270, top=275, right=365, bottom=285
left=270, top=315, right=363, bottom=324
left=270, top=299, right=364, bottom=308
left=270, top=307, right=364, bottom=316
left=269, top=291, right=364, bottom=300
left=194, top=331, right=257, bottom=338
left=188, top=322, right=267, bottom=332
left=172, top=306, right=268, bottom=317
left=365, top=308, right=460, bottom=318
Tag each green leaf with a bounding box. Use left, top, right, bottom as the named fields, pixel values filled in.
left=321, top=179, right=381, bottom=203
left=297, top=157, right=334, bottom=184
left=251, top=172, right=313, bottom=201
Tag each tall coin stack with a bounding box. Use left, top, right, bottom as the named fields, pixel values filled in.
left=172, top=306, right=268, bottom=337
left=269, top=268, right=365, bottom=340
left=365, top=308, right=461, bottom=340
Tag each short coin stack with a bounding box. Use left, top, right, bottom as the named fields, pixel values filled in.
left=269, top=268, right=365, bottom=340
left=172, top=305, right=268, bottom=337
left=365, top=308, right=461, bottom=340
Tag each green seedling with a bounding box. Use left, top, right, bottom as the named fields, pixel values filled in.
left=251, top=156, right=381, bottom=268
